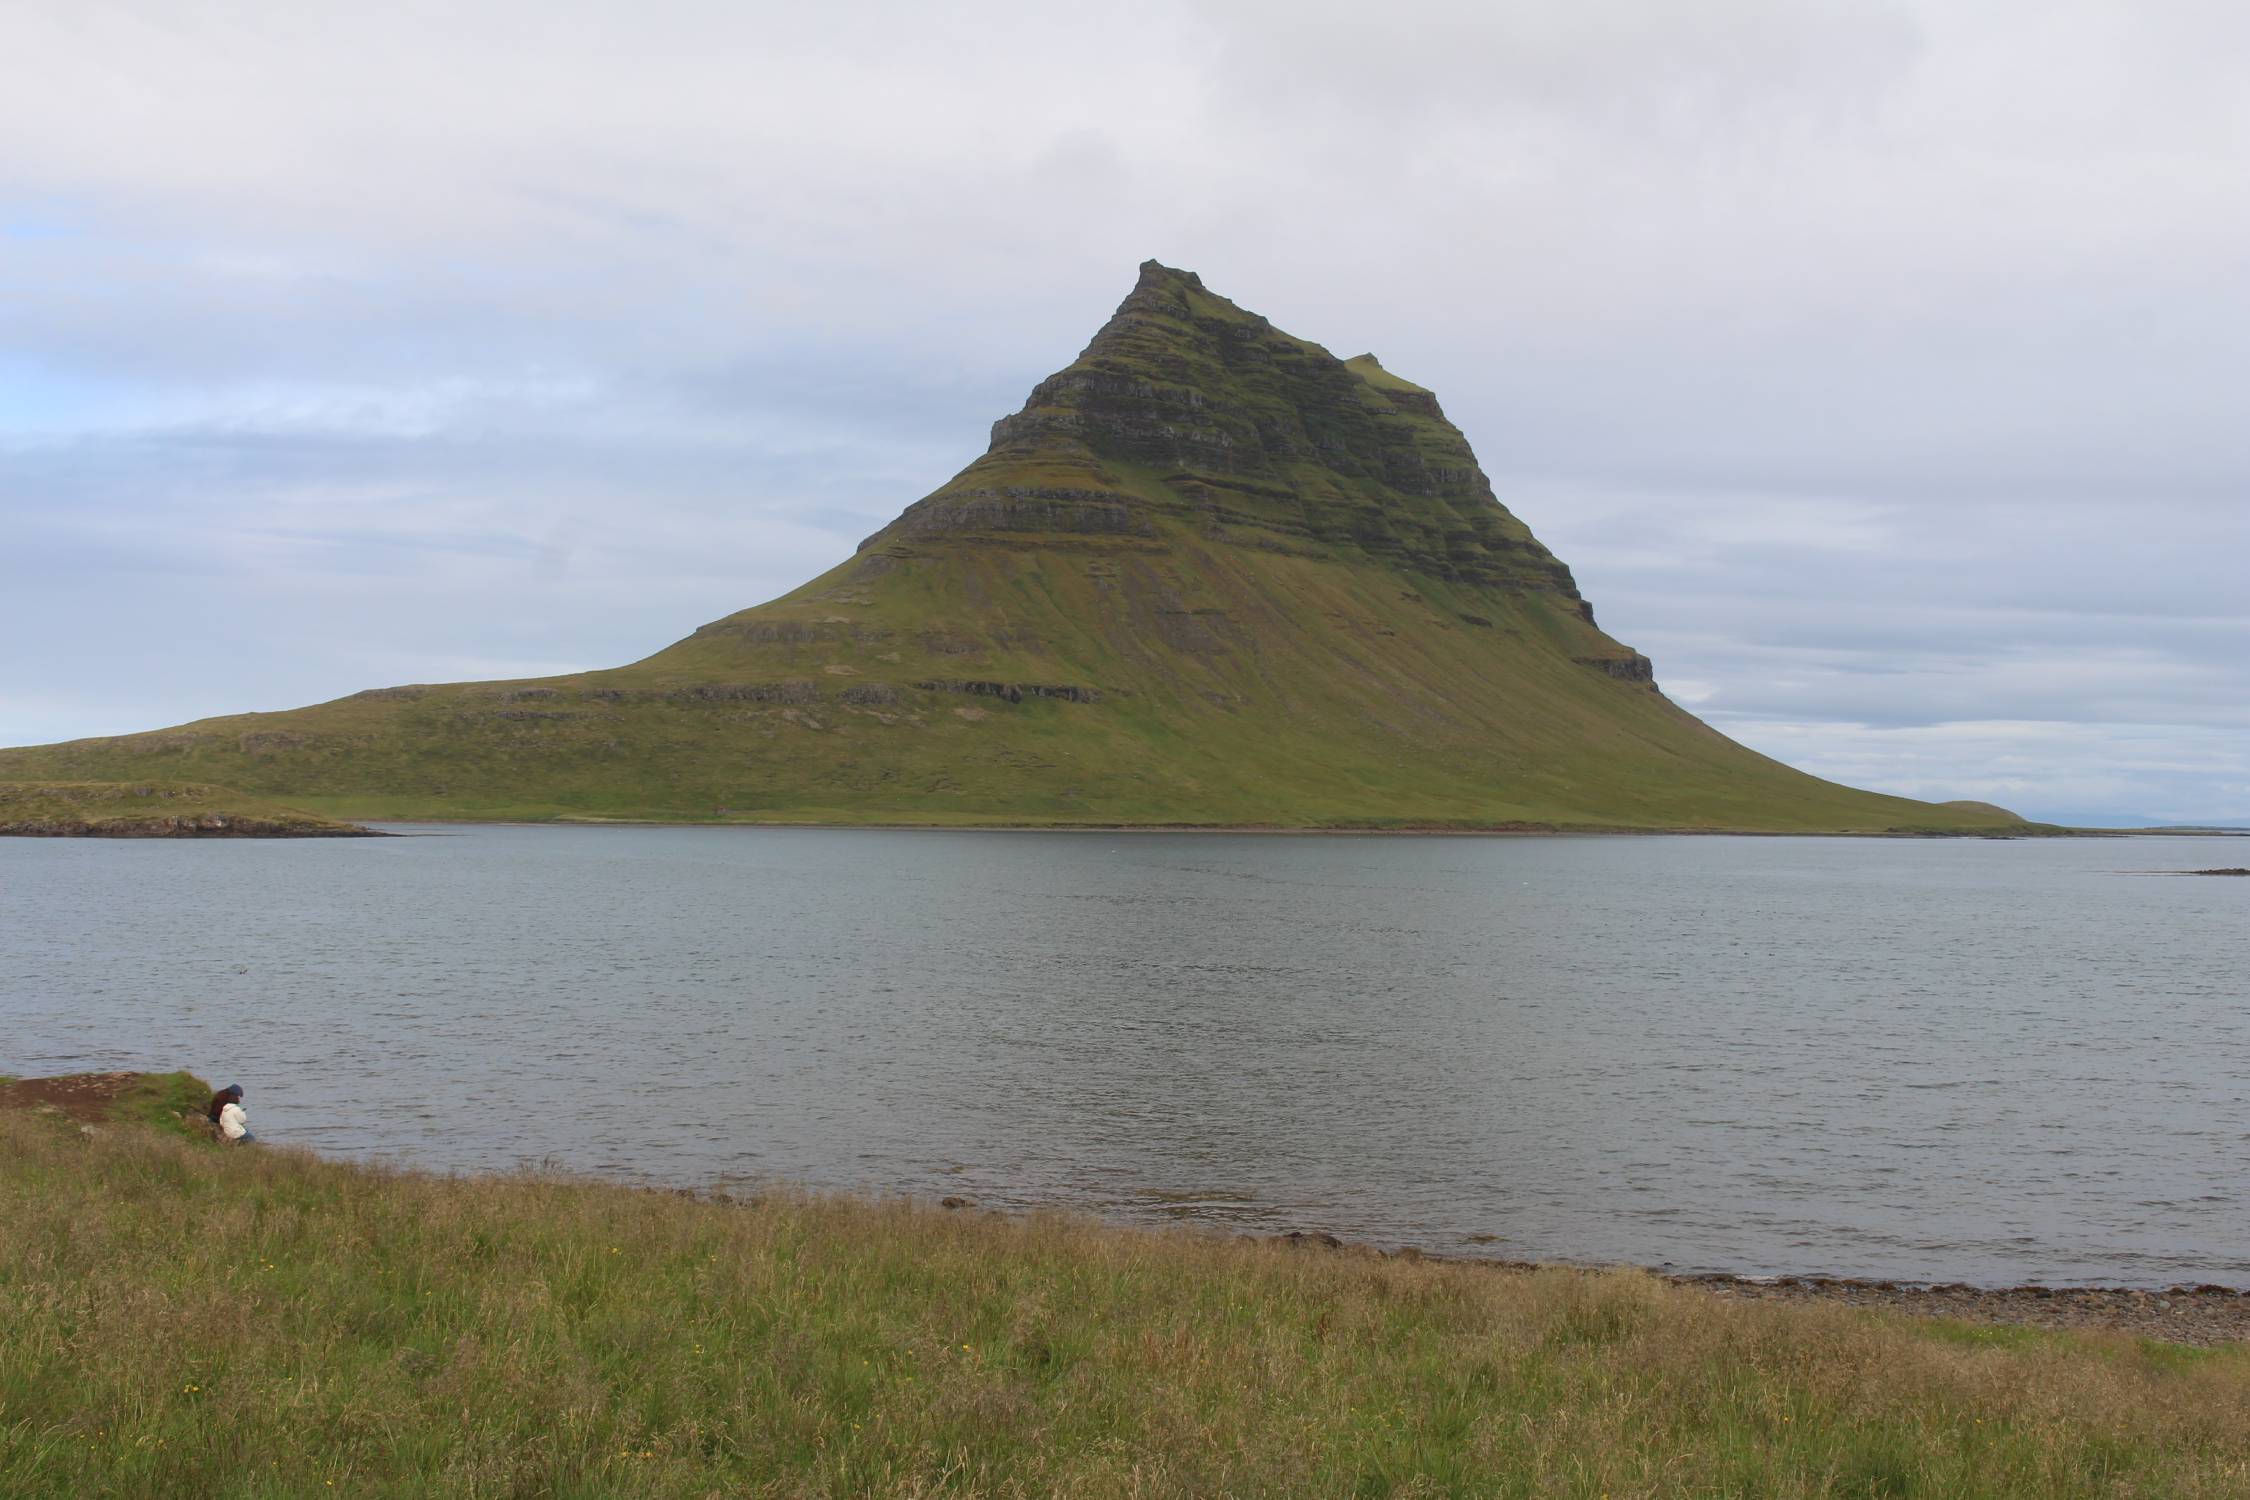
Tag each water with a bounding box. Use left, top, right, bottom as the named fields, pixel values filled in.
left=4, top=827, right=2245, bottom=1286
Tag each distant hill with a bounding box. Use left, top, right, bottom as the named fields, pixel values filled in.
left=1940, top=800, right=2024, bottom=821
left=0, top=264, right=2027, bottom=833
left=2135, top=825, right=2250, bottom=835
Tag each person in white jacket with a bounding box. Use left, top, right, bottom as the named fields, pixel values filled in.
left=207, top=1083, right=250, bottom=1143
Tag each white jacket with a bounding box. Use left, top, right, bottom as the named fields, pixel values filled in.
left=219, top=1101, right=248, bottom=1140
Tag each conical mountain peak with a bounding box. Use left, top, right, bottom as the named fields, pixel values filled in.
left=1134, top=257, right=1203, bottom=289
left=868, top=264, right=1577, bottom=597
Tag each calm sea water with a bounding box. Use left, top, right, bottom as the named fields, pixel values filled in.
left=4, top=827, right=2244, bottom=1286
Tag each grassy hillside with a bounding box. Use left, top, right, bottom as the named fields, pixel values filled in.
left=0, top=780, right=376, bottom=837
left=4, top=1100, right=2245, bottom=1498
left=0, top=531, right=2022, bottom=831
left=0, top=265, right=2027, bottom=833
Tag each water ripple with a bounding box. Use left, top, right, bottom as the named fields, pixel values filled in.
left=3, top=828, right=2246, bottom=1286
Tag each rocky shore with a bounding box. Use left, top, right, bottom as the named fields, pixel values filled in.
left=1256, top=1233, right=2250, bottom=1345
left=1673, top=1272, right=2250, bottom=1346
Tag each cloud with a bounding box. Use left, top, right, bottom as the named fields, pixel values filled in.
left=1717, top=717, right=2250, bottom=826
left=0, top=0, right=2242, bottom=820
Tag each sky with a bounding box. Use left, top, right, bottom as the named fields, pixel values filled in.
left=2, top=0, right=2244, bottom=826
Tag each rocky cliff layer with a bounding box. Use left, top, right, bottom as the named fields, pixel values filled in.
left=868, top=262, right=1584, bottom=600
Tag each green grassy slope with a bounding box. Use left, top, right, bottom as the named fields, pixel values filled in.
left=0, top=265, right=2022, bottom=832
left=0, top=780, right=376, bottom=836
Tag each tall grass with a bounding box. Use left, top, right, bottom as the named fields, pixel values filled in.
left=3, top=1112, right=2244, bottom=1498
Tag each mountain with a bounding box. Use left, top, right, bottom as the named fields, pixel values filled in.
left=0, top=263, right=2022, bottom=832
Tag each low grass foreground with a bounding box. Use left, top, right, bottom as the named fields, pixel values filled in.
left=4, top=1112, right=2247, bottom=1498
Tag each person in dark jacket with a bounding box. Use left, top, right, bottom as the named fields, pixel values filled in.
left=206, top=1083, right=249, bottom=1142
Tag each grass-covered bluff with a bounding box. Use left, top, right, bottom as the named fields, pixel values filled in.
left=0, top=265, right=2031, bottom=835
left=0, top=780, right=376, bottom=837
left=4, top=1080, right=2246, bottom=1497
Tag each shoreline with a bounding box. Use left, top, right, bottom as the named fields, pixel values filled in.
left=953, top=1223, right=2250, bottom=1348
left=1667, top=1270, right=2250, bottom=1346
left=13, top=1069, right=2244, bottom=1344
left=357, top=816, right=2117, bottom=838
left=16, top=1069, right=2250, bottom=1337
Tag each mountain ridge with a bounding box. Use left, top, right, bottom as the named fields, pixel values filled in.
left=0, top=263, right=2022, bottom=833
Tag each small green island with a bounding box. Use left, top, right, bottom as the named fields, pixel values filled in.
left=2, top=1072, right=2245, bottom=1497
left=0, top=781, right=380, bottom=838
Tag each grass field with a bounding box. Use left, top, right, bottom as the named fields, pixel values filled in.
left=3, top=1093, right=2245, bottom=1498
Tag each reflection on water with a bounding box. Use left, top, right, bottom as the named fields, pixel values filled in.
left=4, top=827, right=2245, bottom=1285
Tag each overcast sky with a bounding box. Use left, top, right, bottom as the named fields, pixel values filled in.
left=3, top=0, right=2244, bottom=824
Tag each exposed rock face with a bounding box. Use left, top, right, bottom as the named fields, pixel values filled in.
left=665, top=682, right=821, bottom=705
left=916, top=680, right=1102, bottom=705
left=870, top=489, right=1154, bottom=547
left=864, top=261, right=1589, bottom=599
left=1575, top=653, right=1657, bottom=685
